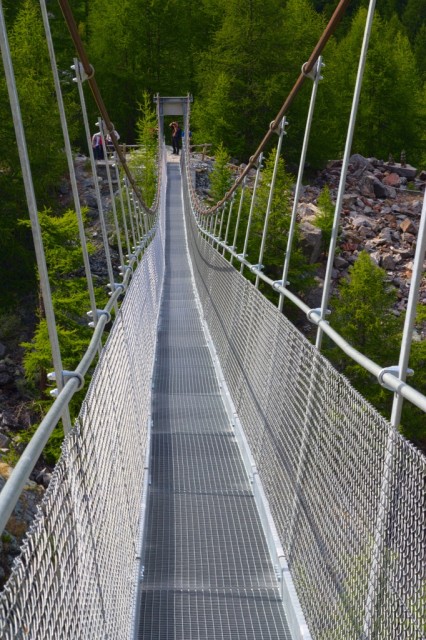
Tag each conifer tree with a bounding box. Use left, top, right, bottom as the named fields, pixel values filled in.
left=326, top=250, right=401, bottom=412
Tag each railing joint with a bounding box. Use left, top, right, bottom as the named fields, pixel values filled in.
left=48, top=369, right=85, bottom=395
left=87, top=309, right=112, bottom=327
left=378, top=366, right=414, bottom=392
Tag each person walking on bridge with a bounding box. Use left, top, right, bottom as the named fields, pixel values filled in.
left=170, top=121, right=181, bottom=155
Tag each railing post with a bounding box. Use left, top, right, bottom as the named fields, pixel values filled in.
left=315, top=0, right=376, bottom=350
left=255, top=117, right=287, bottom=288
left=0, top=1, right=71, bottom=432
left=240, top=153, right=264, bottom=275
left=278, top=57, right=324, bottom=312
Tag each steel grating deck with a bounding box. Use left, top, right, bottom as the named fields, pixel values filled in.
left=136, top=162, right=292, bottom=639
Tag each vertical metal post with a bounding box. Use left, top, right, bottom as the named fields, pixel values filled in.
left=255, top=118, right=287, bottom=288
left=40, top=7, right=98, bottom=329
left=0, top=2, right=71, bottom=432
left=114, top=163, right=131, bottom=260
left=99, top=119, right=125, bottom=270
left=240, top=153, right=264, bottom=275
left=124, top=178, right=137, bottom=249
left=230, top=178, right=248, bottom=265
left=222, top=193, right=236, bottom=255
left=278, top=58, right=323, bottom=312
left=315, top=0, right=376, bottom=349
left=74, top=66, right=116, bottom=292
left=217, top=204, right=226, bottom=241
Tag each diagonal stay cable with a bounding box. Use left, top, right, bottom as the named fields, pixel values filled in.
left=57, top=0, right=154, bottom=217
left=188, top=0, right=351, bottom=215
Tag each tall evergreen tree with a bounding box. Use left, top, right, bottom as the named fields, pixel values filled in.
left=319, top=8, right=422, bottom=165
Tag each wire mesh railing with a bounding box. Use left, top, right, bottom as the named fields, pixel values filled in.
left=0, top=150, right=166, bottom=639
left=181, top=154, right=426, bottom=639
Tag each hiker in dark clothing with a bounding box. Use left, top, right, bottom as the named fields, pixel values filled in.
left=170, top=121, right=182, bottom=155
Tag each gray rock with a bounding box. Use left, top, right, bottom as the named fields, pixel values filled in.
left=383, top=162, right=417, bottom=179
left=400, top=218, right=417, bottom=234
left=382, top=254, right=396, bottom=270
left=299, top=221, right=323, bottom=264
left=0, top=344, right=6, bottom=358
left=349, top=154, right=374, bottom=174
left=0, top=372, right=12, bottom=386
left=0, top=432, right=10, bottom=448
left=334, top=256, right=349, bottom=269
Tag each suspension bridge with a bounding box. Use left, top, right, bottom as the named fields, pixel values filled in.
left=0, top=0, right=425, bottom=638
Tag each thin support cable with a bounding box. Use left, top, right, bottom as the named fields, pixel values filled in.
left=134, top=196, right=145, bottom=239
left=0, top=1, right=71, bottom=433
left=114, top=163, right=132, bottom=260
left=315, top=1, right=376, bottom=349
left=40, top=7, right=98, bottom=326
left=213, top=209, right=220, bottom=238
left=124, top=179, right=137, bottom=249
left=278, top=57, right=324, bottom=312
left=390, top=187, right=426, bottom=427
left=74, top=63, right=116, bottom=292
left=222, top=193, right=236, bottom=255
left=240, top=152, right=264, bottom=275
left=255, top=118, right=287, bottom=288
left=99, top=119, right=125, bottom=270
left=217, top=204, right=226, bottom=242
left=230, top=178, right=248, bottom=266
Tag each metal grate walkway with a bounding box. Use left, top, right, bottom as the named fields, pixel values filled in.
left=136, top=162, right=292, bottom=639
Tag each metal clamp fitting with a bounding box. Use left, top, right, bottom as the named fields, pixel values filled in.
left=108, top=282, right=126, bottom=295
left=272, top=279, right=290, bottom=290
left=250, top=263, right=264, bottom=273
left=48, top=370, right=85, bottom=393
left=378, top=366, right=414, bottom=392
left=307, top=307, right=330, bottom=324
left=301, top=59, right=324, bottom=81
left=71, top=61, right=95, bottom=83
left=236, top=253, right=247, bottom=262
left=87, top=309, right=112, bottom=327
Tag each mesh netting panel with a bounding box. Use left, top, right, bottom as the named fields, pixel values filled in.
left=0, top=181, right=166, bottom=638
left=182, top=163, right=426, bottom=640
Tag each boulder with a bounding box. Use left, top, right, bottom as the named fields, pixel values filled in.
left=381, top=254, right=396, bottom=270
left=383, top=162, right=417, bottom=179
left=299, top=221, right=323, bottom=264
left=383, top=172, right=401, bottom=187
left=400, top=218, right=417, bottom=234
left=348, top=154, right=374, bottom=175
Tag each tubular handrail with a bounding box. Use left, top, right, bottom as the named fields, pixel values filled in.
left=193, top=220, right=426, bottom=415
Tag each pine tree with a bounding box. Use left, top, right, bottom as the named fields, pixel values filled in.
left=326, top=250, right=401, bottom=413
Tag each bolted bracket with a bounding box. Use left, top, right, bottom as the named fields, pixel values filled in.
left=87, top=309, right=112, bottom=328
left=272, top=279, right=290, bottom=290
left=250, top=263, right=264, bottom=273
left=236, top=253, right=248, bottom=262
left=269, top=116, right=288, bottom=136
left=108, top=282, right=126, bottom=296
left=119, top=264, right=133, bottom=277
left=301, top=58, right=325, bottom=81
left=48, top=370, right=85, bottom=397
left=71, top=60, right=95, bottom=83
left=378, top=365, right=414, bottom=392
left=307, top=307, right=331, bottom=324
